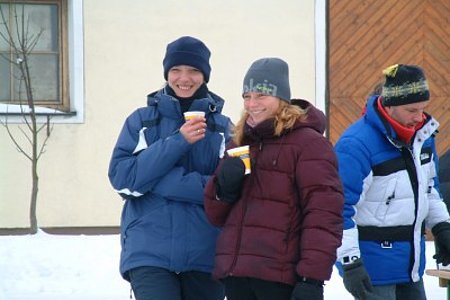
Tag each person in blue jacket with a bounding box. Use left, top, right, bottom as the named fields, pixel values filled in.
left=335, top=64, right=450, bottom=300
left=108, top=36, right=231, bottom=300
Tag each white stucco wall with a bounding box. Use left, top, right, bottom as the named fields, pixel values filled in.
left=0, top=0, right=320, bottom=228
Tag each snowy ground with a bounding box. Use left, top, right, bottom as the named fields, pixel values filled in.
left=0, top=230, right=446, bottom=300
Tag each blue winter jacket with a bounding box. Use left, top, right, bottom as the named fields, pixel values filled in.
left=335, top=96, right=449, bottom=285
left=108, top=87, right=232, bottom=280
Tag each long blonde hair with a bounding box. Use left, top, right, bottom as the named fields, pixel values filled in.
left=232, top=100, right=307, bottom=146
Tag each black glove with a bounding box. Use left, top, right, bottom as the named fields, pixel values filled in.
left=215, top=157, right=245, bottom=204
left=291, top=281, right=323, bottom=300
left=343, top=258, right=374, bottom=299
left=432, top=222, right=450, bottom=266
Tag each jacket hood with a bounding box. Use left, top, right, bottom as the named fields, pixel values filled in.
left=291, top=98, right=327, bottom=135
left=243, top=99, right=327, bottom=143
left=365, top=95, right=437, bottom=148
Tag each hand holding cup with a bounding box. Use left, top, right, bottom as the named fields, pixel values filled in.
left=226, top=145, right=251, bottom=174
left=180, top=111, right=207, bottom=144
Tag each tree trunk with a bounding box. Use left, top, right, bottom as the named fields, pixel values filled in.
left=30, top=158, right=38, bottom=234
left=29, top=84, right=39, bottom=234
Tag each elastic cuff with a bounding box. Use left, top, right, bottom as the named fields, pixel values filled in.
left=342, top=255, right=359, bottom=265
left=342, top=258, right=363, bottom=271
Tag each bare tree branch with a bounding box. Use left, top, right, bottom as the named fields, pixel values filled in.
left=26, top=29, right=43, bottom=53
left=17, top=125, right=32, bottom=145
left=37, top=126, right=53, bottom=160
left=0, top=121, right=32, bottom=161
left=16, top=79, right=34, bottom=133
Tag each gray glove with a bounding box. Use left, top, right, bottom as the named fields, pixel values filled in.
left=343, top=258, right=374, bottom=299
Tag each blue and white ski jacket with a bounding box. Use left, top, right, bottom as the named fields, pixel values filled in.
left=108, top=87, right=232, bottom=280
left=335, top=95, right=449, bottom=285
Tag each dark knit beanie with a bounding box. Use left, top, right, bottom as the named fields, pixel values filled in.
left=163, top=36, right=211, bottom=82
left=381, top=64, right=430, bottom=106
left=242, top=57, right=291, bottom=103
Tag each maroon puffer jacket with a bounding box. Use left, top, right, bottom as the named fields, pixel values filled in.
left=204, top=100, right=344, bottom=285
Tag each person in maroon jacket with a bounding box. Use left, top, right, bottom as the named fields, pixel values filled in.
left=204, top=57, right=344, bottom=300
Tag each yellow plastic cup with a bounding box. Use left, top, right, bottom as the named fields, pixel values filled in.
left=227, top=145, right=251, bottom=174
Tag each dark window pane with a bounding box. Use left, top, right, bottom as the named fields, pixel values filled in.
left=13, top=54, right=59, bottom=102
left=0, top=4, right=10, bottom=51
left=0, top=57, right=10, bottom=101
left=31, top=54, right=59, bottom=101
left=25, top=4, right=59, bottom=52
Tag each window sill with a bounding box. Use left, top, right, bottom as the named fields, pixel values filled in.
left=0, top=111, right=77, bottom=117
left=0, top=104, right=79, bottom=123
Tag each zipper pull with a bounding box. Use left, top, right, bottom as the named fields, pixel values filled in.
left=386, top=192, right=395, bottom=205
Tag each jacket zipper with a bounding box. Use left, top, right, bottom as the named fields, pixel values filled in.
left=401, top=147, right=420, bottom=281
left=227, top=181, right=248, bottom=276
left=227, top=146, right=257, bottom=276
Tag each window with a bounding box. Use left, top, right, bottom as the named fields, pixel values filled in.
left=0, top=0, right=70, bottom=112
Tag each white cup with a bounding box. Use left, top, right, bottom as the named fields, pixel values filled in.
left=184, top=111, right=205, bottom=121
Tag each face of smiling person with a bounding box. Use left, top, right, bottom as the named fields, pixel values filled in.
left=384, top=101, right=429, bottom=128
left=243, top=92, right=280, bottom=125
left=167, top=65, right=204, bottom=98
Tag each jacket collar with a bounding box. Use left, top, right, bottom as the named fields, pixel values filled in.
left=365, top=95, right=439, bottom=148
left=145, top=87, right=225, bottom=120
